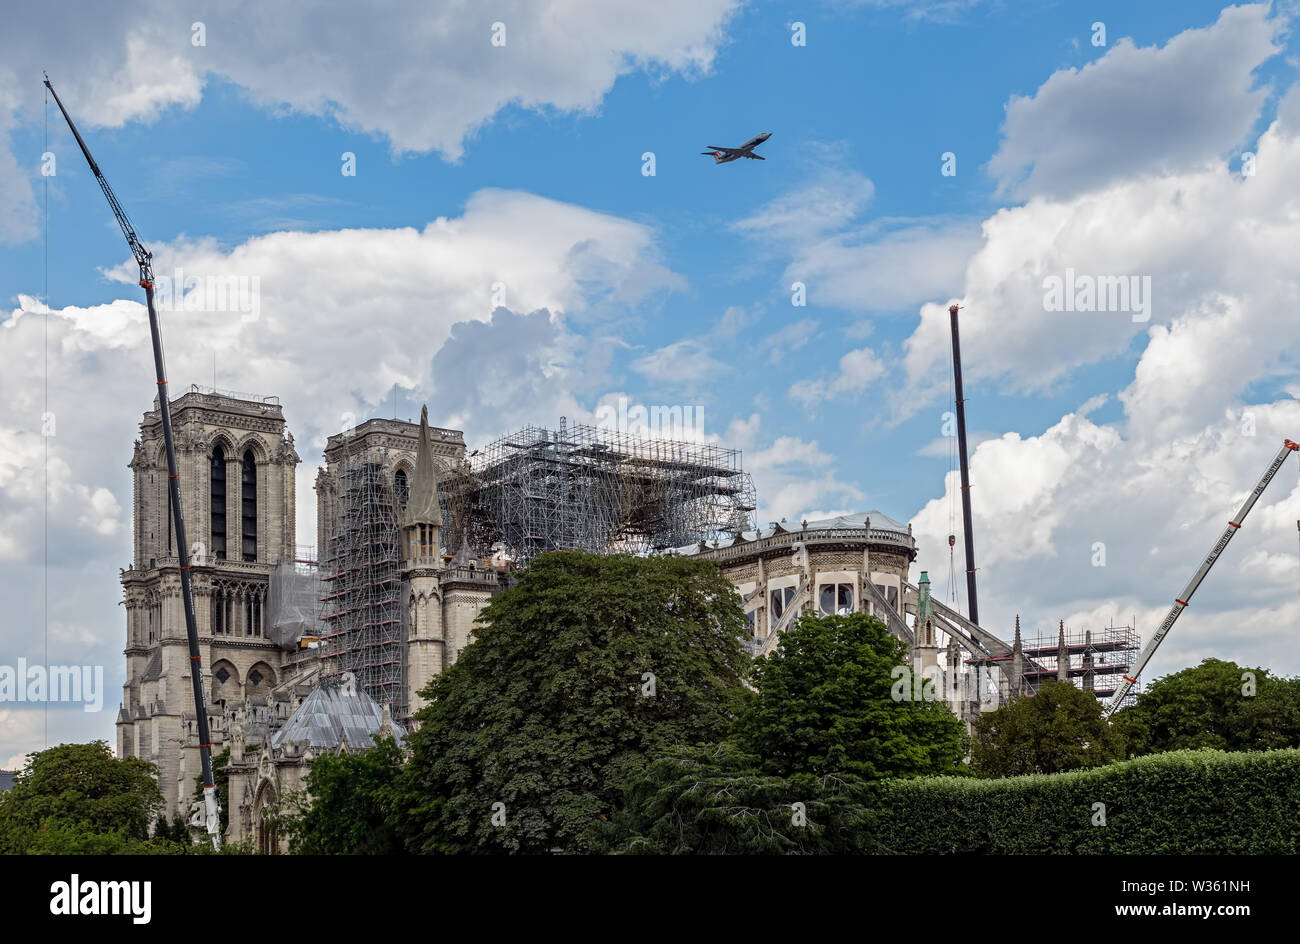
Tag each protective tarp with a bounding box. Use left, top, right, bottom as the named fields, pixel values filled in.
left=270, top=675, right=406, bottom=750
left=267, top=561, right=324, bottom=650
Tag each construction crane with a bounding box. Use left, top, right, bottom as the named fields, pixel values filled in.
left=948, top=304, right=979, bottom=625
left=1105, top=438, right=1299, bottom=717
left=43, top=75, right=222, bottom=848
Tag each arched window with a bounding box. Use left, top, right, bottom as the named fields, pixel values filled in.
left=211, top=586, right=224, bottom=635
left=394, top=468, right=409, bottom=508
left=210, top=446, right=227, bottom=560
left=241, top=450, right=257, bottom=562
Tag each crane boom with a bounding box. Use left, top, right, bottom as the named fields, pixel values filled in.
left=44, top=75, right=222, bottom=847
left=1105, top=438, right=1299, bottom=717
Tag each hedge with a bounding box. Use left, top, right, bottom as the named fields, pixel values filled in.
left=866, top=748, right=1300, bottom=854
left=608, top=748, right=1300, bottom=853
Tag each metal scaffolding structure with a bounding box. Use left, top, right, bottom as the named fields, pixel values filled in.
left=1022, top=621, right=1140, bottom=702
left=451, top=419, right=756, bottom=565
left=965, top=620, right=1140, bottom=704
left=319, top=454, right=407, bottom=716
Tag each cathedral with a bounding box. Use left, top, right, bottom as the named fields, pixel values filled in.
left=116, top=388, right=499, bottom=841
left=116, top=386, right=1028, bottom=849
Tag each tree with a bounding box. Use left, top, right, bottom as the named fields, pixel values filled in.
left=153, top=810, right=191, bottom=844
left=1111, top=658, right=1300, bottom=756
left=970, top=679, right=1121, bottom=778
left=601, top=742, right=884, bottom=855
left=396, top=551, right=750, bottom=854
left=731, top=612, right=968, bottom=779
left=282, top=736, right=405, bottom=854
left=0, top=741, right=178, bottom=854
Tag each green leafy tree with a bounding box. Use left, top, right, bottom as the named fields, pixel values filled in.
left=601, top=742, right=884, bottom=854
left=971, top=679, right=1121, bottom=778
left=0, top=741, right=179, bottom=854
left=282, top=736, right=405, bottom=854
left=1111, top=658, right=1300, bottom=756
left=732, top=612, right=968, bottom=779
left=396, top=551, right=750, bottom=854
left=153, top=811, right=191, bottom=843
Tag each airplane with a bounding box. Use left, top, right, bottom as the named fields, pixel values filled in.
left=700, top=132, right=772, bottom=164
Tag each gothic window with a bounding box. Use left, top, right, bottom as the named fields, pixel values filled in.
left=249, top=668, right=262, bottom=687
left=215, top=665, right=230, bottom=684
left=211, top=587, right=224, bottom=635
left=395, top=468, right=409, bottom=508
left=211, top=446, right=227, bottom=560
left=241, top=450, right=257, bottom=562
left=244, top=592, right=263, bottom=637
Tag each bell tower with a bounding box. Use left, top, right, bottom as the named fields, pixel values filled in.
left=118, top=386, right=298, bottom=817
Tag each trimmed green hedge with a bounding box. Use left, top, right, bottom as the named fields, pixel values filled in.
left=607, top=748, right=1300, bottom=853
left=867, top=748, right=1300, bottom=854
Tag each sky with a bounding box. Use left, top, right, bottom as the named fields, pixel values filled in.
left=3, top=0, right=1300, bottom=766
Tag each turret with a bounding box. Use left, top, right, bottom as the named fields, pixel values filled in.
left=912, top=570, right=940, bottom=678
left=401, top=405, right=443, bottom=567
left=400, top=405, right=447, bottom=722
left=1010, top=614, right=1025, bottom=698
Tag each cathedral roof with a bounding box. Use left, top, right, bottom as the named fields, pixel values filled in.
left=402, top=404, right=443, bottom=528
left=270, top=675, right=406, bottom=750
left=139, top=648, right=163, bottom=682
left=668, top=509, right=911, bottom=555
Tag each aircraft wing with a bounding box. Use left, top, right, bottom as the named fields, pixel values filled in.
left=705, top=146, right=741, bottom=154
left=745, top=153, right=765, bottom=160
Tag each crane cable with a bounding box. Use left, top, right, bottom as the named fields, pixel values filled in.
left=43, top=82, right=49, bottom=749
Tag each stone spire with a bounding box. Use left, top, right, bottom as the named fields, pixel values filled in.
left=1057, top=619, right=1069, bottom=682
left=403, top=405, right=443, bottom=528
left=1011, top=615, right=1024, bottom=697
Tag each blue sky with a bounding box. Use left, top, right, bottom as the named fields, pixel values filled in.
left=4, top=0, right=1300, bottom=762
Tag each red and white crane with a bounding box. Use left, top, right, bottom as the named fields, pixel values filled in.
left=1105, top=438, right=1299, bottom=717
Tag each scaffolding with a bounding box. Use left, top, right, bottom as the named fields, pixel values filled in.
left=319, top=454, right=407, bottom=716
left=449, top=419, right=756, bottom=565
left=1020, top=621, right=1141, bottom=702
left=965, top=620, right=1141, bottom=706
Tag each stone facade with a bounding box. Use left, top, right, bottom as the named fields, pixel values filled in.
left=117, top=388, right=301, bottom=818
left=119, top=390, right=503, bottom=840
left=676, top=511, right=918, bottom=655
left=680, top=512, right=1022, bottom=727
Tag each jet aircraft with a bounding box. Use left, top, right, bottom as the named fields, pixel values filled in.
left=700, top=132, right=772, bottom=164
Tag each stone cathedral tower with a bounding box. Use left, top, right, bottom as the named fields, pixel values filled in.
left=398, top=405, right=499, bottom=721
left=117, top=388, right=299, bottom=816
left=400, top=406, right=446, bottom=715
